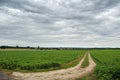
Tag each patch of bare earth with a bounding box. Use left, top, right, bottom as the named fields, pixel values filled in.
left=10, top=52, right=96, bottom=80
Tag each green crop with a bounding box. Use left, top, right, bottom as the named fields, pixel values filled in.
left=0, top=50, right=85, bottom=72
left=91, top=50, right=120, bottom=80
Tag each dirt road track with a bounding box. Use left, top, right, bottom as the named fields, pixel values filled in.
left=11, top=52, right=96, bottom=80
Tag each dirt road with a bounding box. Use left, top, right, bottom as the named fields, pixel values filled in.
left=11, top=52, right=96, bottom=80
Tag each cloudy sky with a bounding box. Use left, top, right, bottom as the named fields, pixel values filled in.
left=0, top=0, right=120, bottom=47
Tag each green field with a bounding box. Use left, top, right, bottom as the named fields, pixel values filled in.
left=0, top=49, right=120, bottom=80
left=0, top=50, right=85, bottom=72
left=91, top=50, right=120, bottom=80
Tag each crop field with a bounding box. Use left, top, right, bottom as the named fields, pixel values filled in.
left=0, top=50, right=85, bottom=72
left=91, top=50, right=120, bottom=80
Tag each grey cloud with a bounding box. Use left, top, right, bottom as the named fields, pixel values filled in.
left=0, top=0, right=120, bottom=47
left=0, top=0, right=52, bottom=16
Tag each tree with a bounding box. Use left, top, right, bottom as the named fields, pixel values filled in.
left=1, top=46, right=6, bottom=49
left=16, top=45, right=19, bottom=48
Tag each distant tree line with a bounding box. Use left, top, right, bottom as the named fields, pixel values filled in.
left=0, top=45, right=120, bottom=50
left=0, top=45, right=35, bottom=49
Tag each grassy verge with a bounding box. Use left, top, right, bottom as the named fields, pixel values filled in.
left=61, top=54, right=84, bottom=68
left=81, top=53, right=89, bottom=68
left=75, top=73, right=97, bottom=80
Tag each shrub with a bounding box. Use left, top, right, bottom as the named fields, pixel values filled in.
left=39, top=62, right=61, bottom=69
